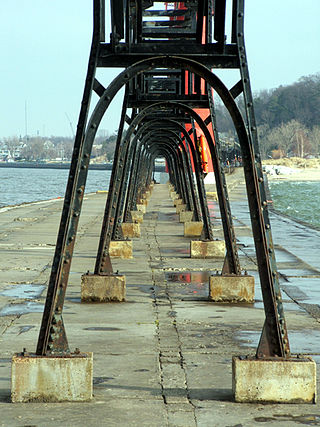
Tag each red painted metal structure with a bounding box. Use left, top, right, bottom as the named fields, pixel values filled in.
left=166, top=2, right=214, bottom=173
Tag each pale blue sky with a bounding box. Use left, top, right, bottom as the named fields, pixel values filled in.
left=0, top=1, right=319, bottom=138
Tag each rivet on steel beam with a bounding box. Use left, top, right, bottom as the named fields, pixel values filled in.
left=237, top=32, right=243, bottom=37
left=258, top=177, right=263, bottom=182
left=238, top=12, right=244, bottom=18
left=266, top=224, right=270, bottom=229
left=77, top=188, right=83, bottom=194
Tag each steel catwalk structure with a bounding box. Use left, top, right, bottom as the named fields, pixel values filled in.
left=36, top=0, right=291, bottom=361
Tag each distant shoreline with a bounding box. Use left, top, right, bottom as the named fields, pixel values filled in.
left=267, top=167, right=320, bottom=182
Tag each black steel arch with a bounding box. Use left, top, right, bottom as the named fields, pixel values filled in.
left=37, top=55, right=289, bottom=360
left=119, top=100, right=241, bottom=274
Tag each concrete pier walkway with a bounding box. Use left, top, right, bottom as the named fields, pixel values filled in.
left=1, top=178, right=320, bottom=426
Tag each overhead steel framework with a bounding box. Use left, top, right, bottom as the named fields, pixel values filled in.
left=36, top=0, right=291, bottom=362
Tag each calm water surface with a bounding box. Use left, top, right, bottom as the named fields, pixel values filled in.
left=0, top=168, right=111, bottom=207
left=0, top=168, right=163, bottom=208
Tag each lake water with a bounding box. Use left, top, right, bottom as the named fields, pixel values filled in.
left=0, top=168, right=112, bottom=208
left=0, top=168, right=163, bottom=208
left=269, top=181, right=320, bottom=229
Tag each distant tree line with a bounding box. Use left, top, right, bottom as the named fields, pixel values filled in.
left=216, top=73, right=320, bottom=159
left=1, top=133, right=118, bottom=162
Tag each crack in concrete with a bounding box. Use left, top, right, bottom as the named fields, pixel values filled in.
left=144, top=206, right=197, bottom=427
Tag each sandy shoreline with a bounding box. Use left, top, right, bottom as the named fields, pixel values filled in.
left=266, top=167, right=320, bottom=182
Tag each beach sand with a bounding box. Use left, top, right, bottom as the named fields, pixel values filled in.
left=267, top=167, right=320, bottom=181
left=262, top=158, right=320, bottom=181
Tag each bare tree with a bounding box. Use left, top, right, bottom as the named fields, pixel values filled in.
left=4, top=136, right=21, bottom=158
left=309, top=126, right=320, bottom=156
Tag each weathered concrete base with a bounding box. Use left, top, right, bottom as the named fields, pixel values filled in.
left=170, top=191, right=178, bottom=201
left=139, top=198, right=148, bottom=206
left=233, top=356, right=317, bottom=403
left=209, top=274, right=254, bottom=302
left=121, top=222, right=141, bottom=238
left=11, top=352, right=93, bottom=402
left=109, top=240, right=133, bottom=259
left=136, top=204, right=146, bottom=213
left=131, top=210, right=144, bottom=223
left=184, top=221, right=203, bottom=237
left=81, top=273, right=126, bottom=302
left=206, top=191, right=218, bottom=200
left=191, top=239, right=226, bottom=259
left=174, top=198, right=183, bottom=207
left=176, top=203, right=187, bottom=214
left=179, top=210, right=194, bottom=223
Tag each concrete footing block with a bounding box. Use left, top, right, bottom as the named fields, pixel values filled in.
left=184, top=221, right=203, bottom=237
left=206, top=191, right=218, bottom=200
left=191, top=239, right=226, bottom=259
left=109, top=240, right=133, bottom=259
left=131, top=210, right=144, bottom=223
left=121, top=222, right=141, bottom=238
left=174, top=198, right=183, bottom=207
left=233, top=356, right=317, bottom=403
left=81, top=273, right=126, bottom=302
left=176, top=204, right=187, bottom=214
left=209, top=274, right=254, bottom=302
left=170, top=191, right=178, bottom=200
left=139, top=198, right=148, bottom=206
left=11, top=352, right=93, bottom=402
left=179, top=211, right=194, bottom=223
left=136, top=204, right=146, bottom=213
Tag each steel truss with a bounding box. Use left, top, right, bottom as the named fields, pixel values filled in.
left=36, top=0, right=290, bottom=360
